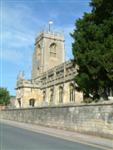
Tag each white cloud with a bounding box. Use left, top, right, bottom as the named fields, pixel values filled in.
left=2, top=30, right=35, bottom=48
left=1, top=49, right=23, bottom=63
left=1, top=3, right=38, bottom=64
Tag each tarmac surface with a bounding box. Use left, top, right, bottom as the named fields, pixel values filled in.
left=0, top=119, right=113, bottom=150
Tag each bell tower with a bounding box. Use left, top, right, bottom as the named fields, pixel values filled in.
left=32, top=31, right=65, bottom=79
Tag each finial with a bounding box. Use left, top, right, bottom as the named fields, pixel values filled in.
left=17, top=71, right=24, bottom=80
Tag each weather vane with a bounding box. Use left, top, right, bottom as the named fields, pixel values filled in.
left=48, top=20, right=53, bottom=32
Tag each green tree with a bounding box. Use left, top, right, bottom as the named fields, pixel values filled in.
left=0, top=88, right=10, bottom=105
left=71, top=0, right=113, bottom=101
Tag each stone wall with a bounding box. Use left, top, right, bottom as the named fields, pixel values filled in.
left=1, top=102, right=113, bottom=139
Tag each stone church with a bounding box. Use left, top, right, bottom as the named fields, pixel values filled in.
left=15, top=30, right=83, bottom=108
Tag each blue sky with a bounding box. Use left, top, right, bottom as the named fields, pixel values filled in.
left=1, top=0, right=91, bottom=96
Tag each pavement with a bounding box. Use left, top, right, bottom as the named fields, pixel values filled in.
left=0, top=119, right=113, bottom=150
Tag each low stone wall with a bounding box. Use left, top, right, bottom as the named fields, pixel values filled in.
left=1, top=102, right=113, bottom=139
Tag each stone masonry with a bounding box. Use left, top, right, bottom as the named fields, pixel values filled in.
left=1, top=102, right=113, bottom=139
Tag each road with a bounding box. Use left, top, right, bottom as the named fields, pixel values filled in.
left=0, top=123, right=103, bottom=150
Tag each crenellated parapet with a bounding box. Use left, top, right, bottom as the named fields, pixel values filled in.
left=35, top=60, right=78, bottom=89
left=35, top=31, right=64, bottom=45
left=16, top=79, right=40, bottom=89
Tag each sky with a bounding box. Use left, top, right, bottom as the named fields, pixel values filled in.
left=0, top=0, right=91, bottom=96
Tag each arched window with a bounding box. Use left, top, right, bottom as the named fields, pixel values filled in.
left=59, top=86, right=63, bottom=103
left=50, top=88, right=54, bottom=102
left=29, top=99, right=35, bottom=107
left=35, top=45, right=41, bottom=70
left=17, top=98, right=21, bottom=108
left=50, top=43, right=56, bottom=57
left=43, top=91, right=46, bottom=101
left=36, top=45, right=41, bottom=56
left=70, top=83, right=75, bottom=102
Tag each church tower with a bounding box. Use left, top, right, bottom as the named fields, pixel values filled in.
left=32, top=31, right=65, bottom=79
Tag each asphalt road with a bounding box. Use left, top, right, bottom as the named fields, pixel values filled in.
left=0, top=123, right=103, bottom=150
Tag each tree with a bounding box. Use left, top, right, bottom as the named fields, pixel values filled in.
left=71, top=0, right=113, bottom=101
left=0, top=88, right=10, bottom=106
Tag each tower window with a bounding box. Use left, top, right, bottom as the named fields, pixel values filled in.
left=50, top=43, right=56, bottom=57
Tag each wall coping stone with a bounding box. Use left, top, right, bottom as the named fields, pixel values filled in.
left=2, top=101, right=113, bottom=111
